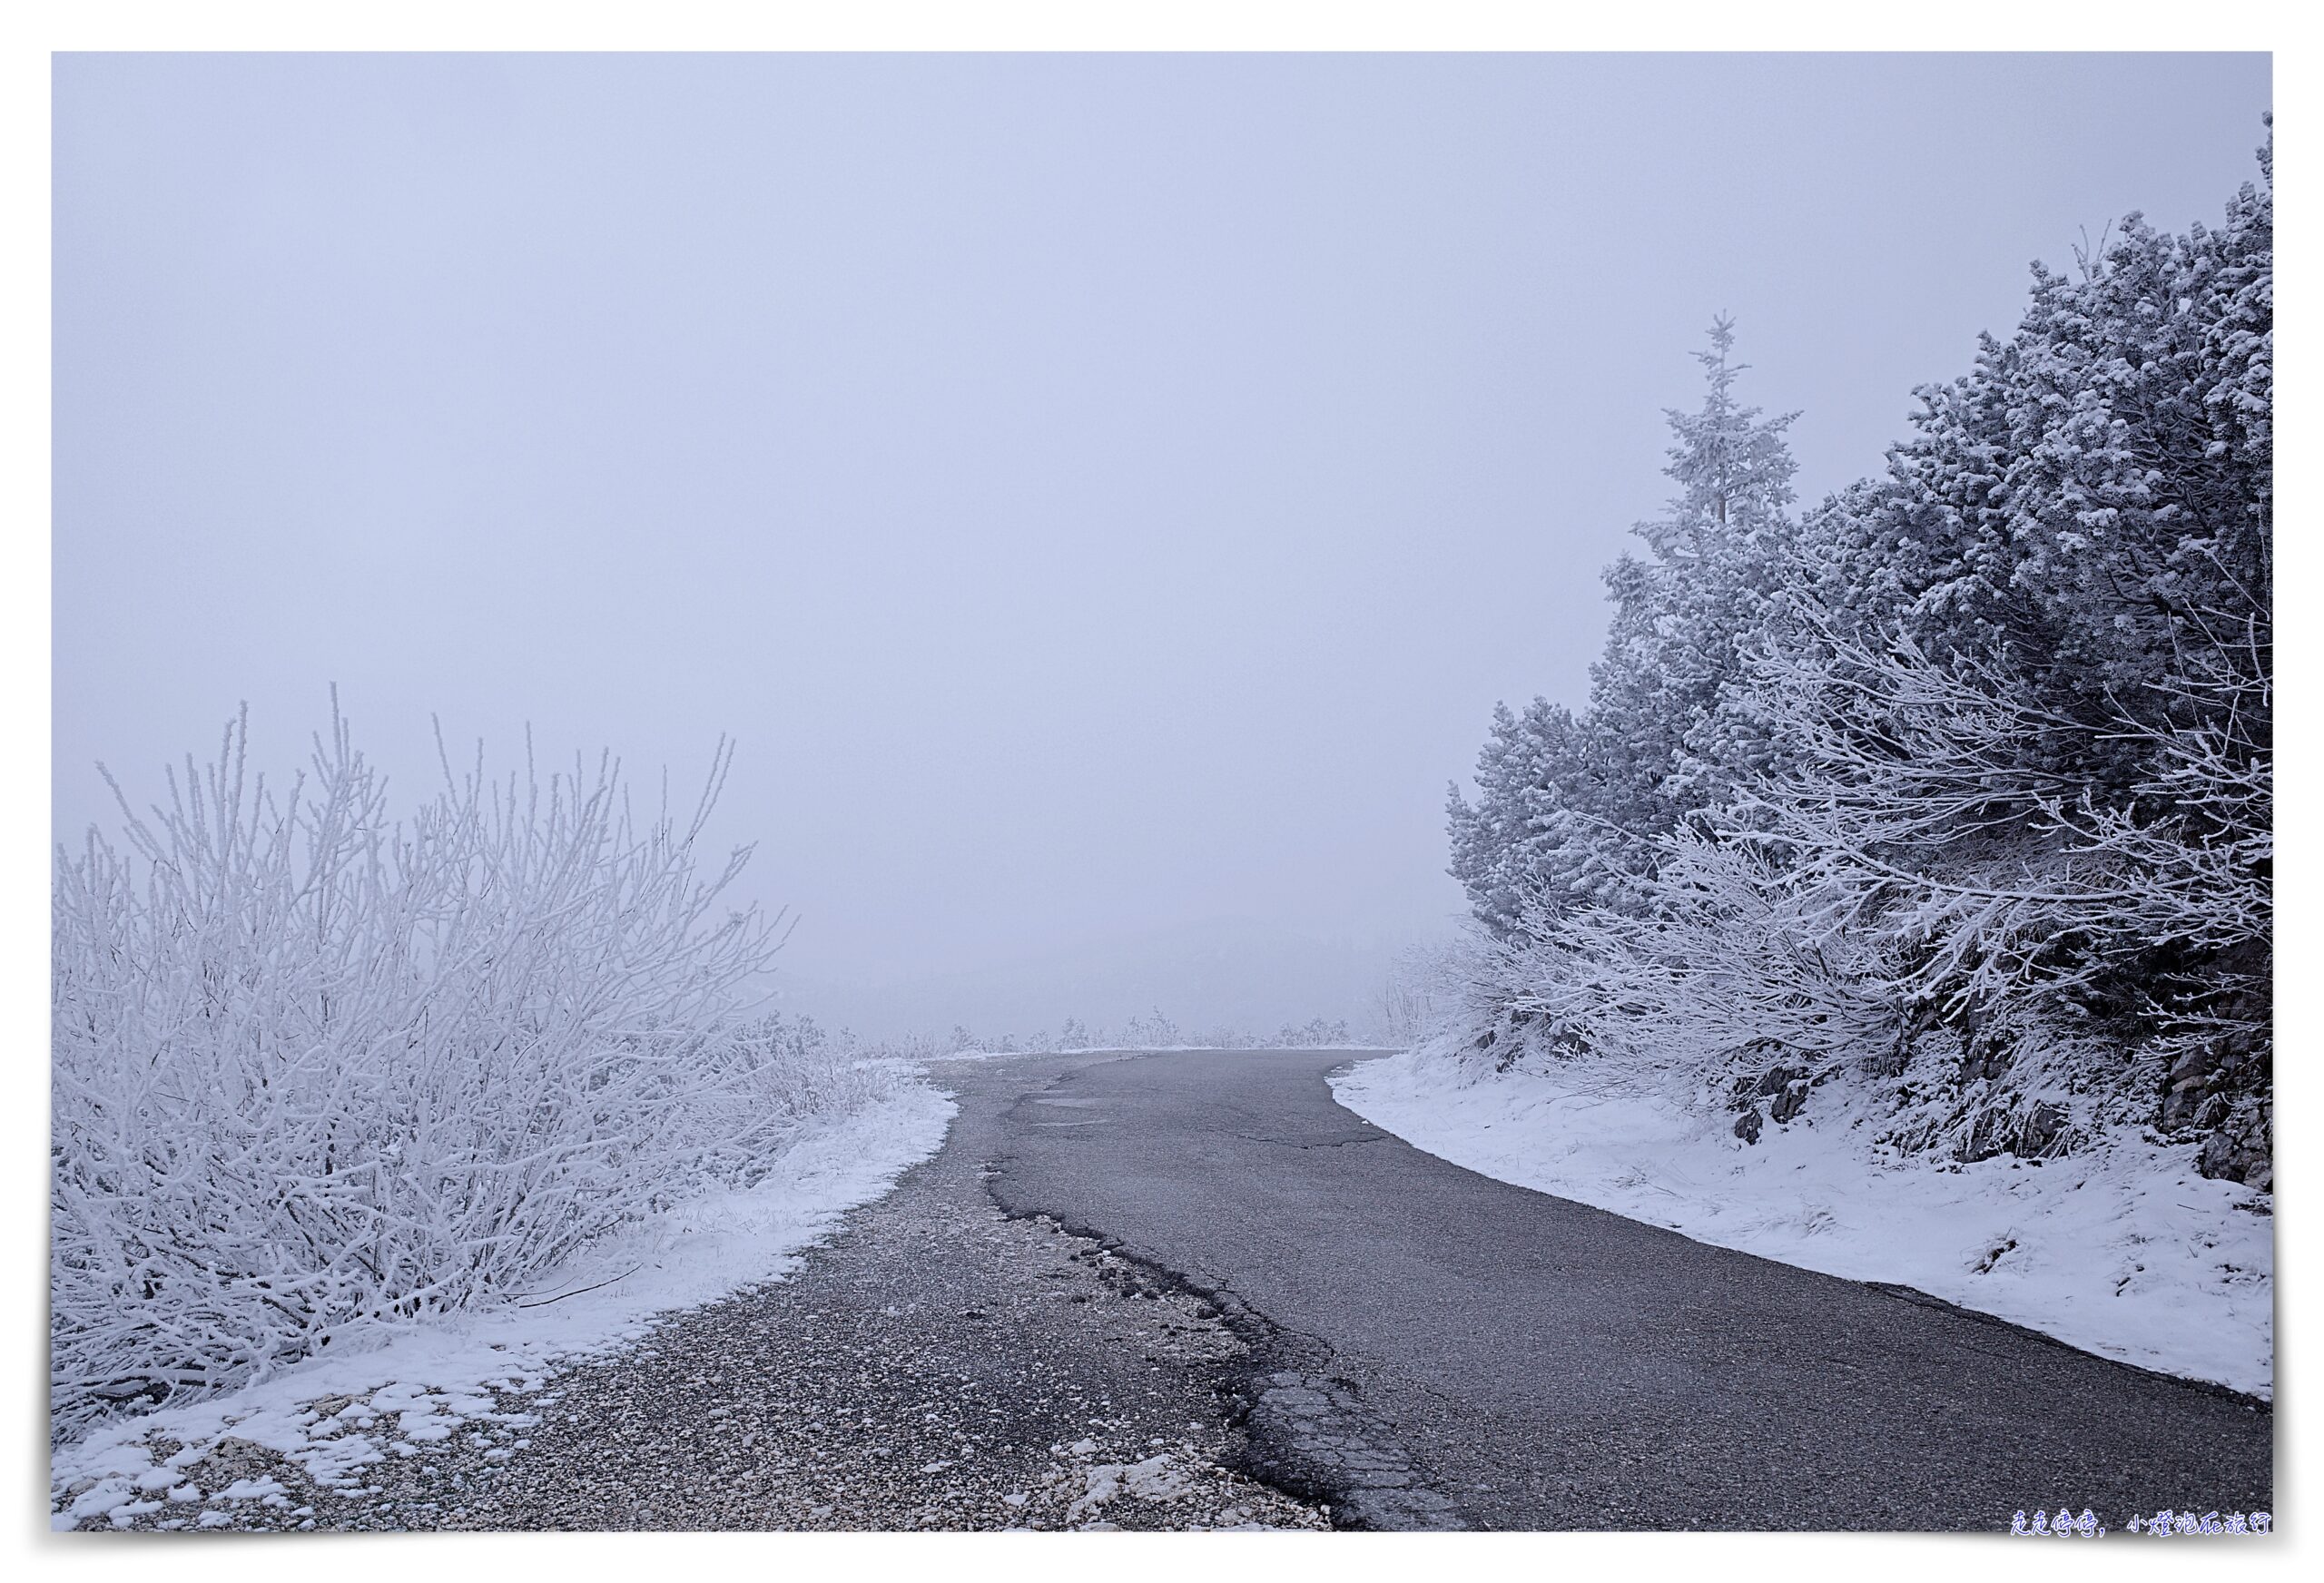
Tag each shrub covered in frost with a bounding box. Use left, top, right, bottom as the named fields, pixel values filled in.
left=51, top=705, right=891, bottom=1437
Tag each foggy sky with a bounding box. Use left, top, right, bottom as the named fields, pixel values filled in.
left=53, top=53, right=2272, bottom=1037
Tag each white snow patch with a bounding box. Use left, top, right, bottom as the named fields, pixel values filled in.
left=1334, top=1049, right=2271, bottom=1398
left=52, top=1085, right=955, bottom=1529
left=1068, top=1454, right=1190, bottom=1520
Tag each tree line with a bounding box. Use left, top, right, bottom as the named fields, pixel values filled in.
left=1444, top=130, right=2271, bottom=1185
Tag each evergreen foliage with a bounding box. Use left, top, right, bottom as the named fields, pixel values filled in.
left=1444, top=133, right=2272, bottom=1182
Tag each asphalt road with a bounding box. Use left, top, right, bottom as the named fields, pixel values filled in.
left=988, top=1049, right=2275, bottom=1532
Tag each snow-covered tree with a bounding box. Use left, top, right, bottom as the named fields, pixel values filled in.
left=1448, top=320, right=1800, bottom=937
left=1734, top=132, right=2274, bottom=1165
left=1445, top=699, right=1650, bottom=936
left=1592, top=316, right=1803, bottom=819
left=1444, top=129, right=2271, bottom=1183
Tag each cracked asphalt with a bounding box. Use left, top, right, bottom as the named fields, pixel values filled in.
left=993, top=1050, right=2275, bottom=1531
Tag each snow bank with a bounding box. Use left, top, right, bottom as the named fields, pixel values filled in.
left=1333, top=1048, right=2271, bottom=1398
left=52, top=1085, right=954, bottom=1530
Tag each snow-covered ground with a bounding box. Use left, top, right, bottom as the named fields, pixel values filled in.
left=1334, top=1048, right=2272, bottom=1399
left=52, top=1085, right=955, bottom=1530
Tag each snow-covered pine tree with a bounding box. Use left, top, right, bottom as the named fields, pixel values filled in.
left=1447, top=320, right=1801, bottom=939
left=1444, top=699, right=1649, bottom=939
left=1592, top=316, right=1803, bottom=821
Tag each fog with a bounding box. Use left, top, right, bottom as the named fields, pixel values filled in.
left=53, top=53, right=2271, bottom=1038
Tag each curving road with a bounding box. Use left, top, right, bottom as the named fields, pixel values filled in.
left=987, top=1049, right=2274, bottom=1531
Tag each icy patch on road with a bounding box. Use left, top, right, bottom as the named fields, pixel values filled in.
left=1334, top=1048, right=2271, bottom=1399
left=52, top=1085, right=956, bottom=1529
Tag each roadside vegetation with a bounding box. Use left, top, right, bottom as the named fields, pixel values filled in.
left=52, top=705, right=903, bottom=1438
left=1436, top=130, right=2271, bottom=1185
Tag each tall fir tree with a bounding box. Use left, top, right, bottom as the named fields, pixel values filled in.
left=1449, top=320, right=1800, bottom=937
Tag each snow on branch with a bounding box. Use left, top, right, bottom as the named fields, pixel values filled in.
left=52, top=703, right=889, bottom=1437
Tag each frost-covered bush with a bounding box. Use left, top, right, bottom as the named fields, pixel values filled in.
left=52, top=705, right=887, bottom=1437
left=1118, top=1007, right=1183, bottom=1048
left=1372, top=940, right=1467, bottom=1050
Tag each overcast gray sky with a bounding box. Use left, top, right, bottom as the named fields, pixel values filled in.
left=53, top=53, right=2271, bottom=1037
